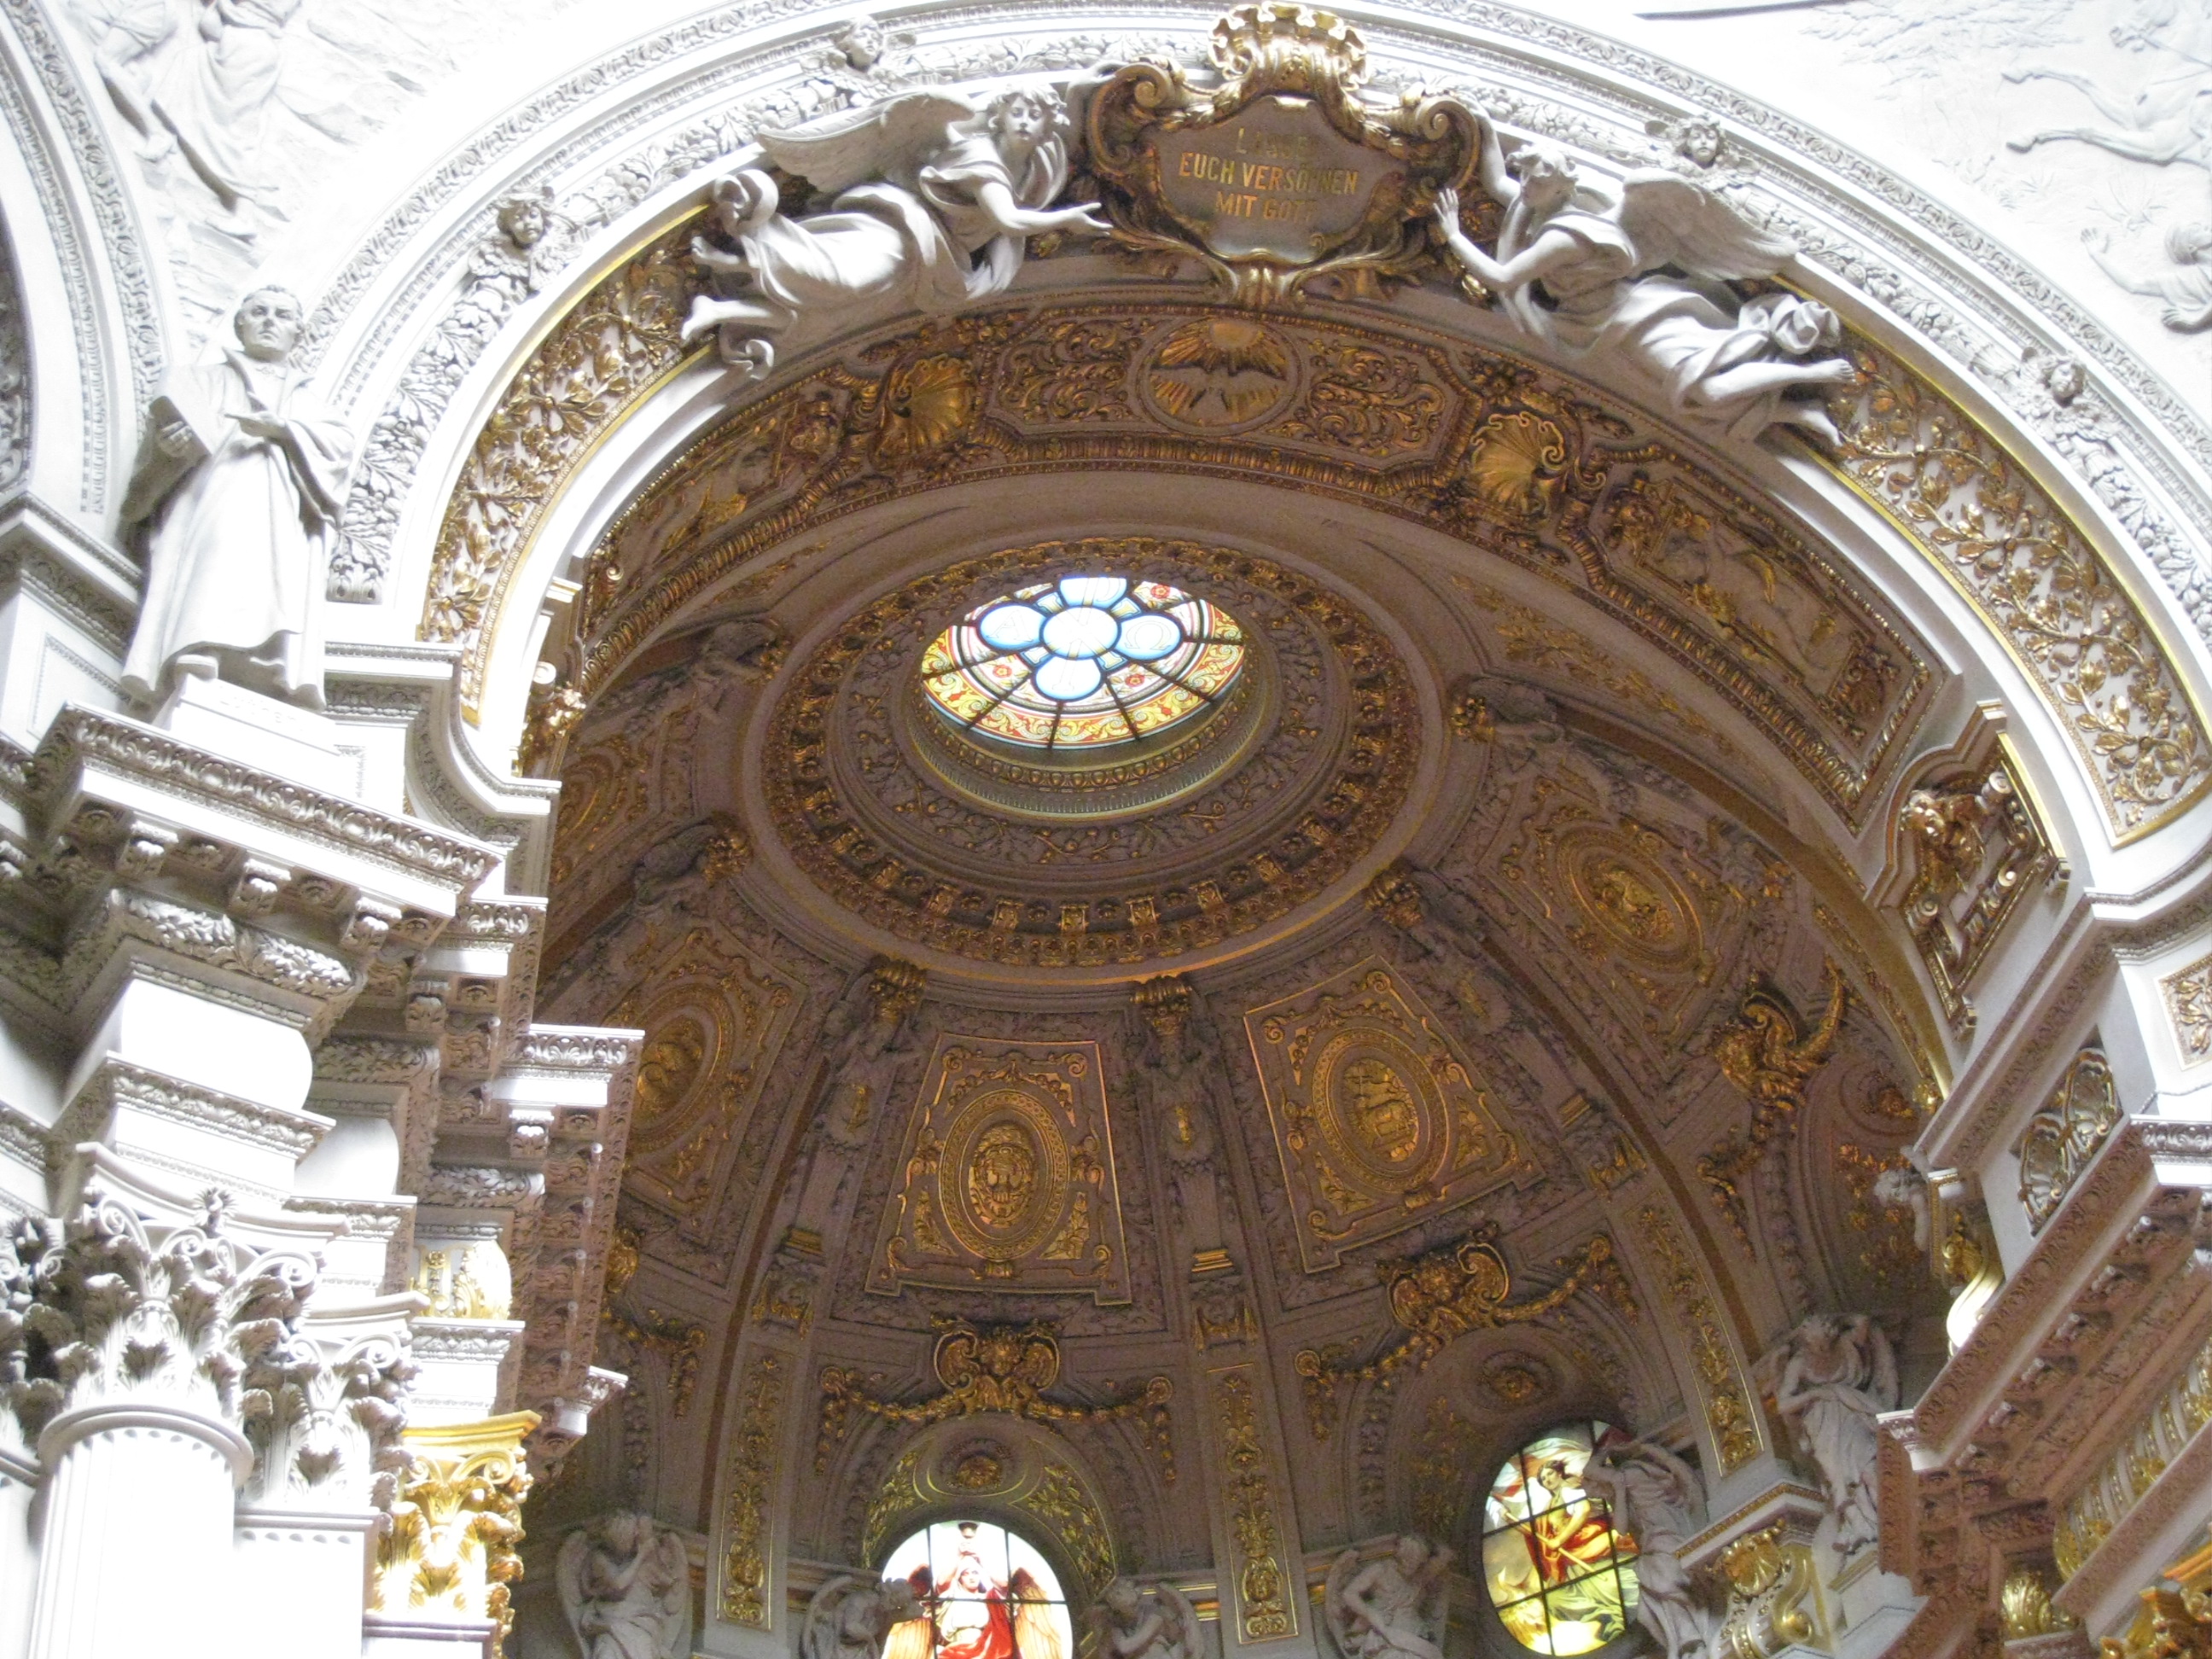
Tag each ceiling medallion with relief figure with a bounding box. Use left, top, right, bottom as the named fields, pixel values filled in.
left=1244, top=959, right=1536, bottom=1271
left=870, top=1038, right=1133, bottom=1303
left=760, top=537, right=1419, bottom=971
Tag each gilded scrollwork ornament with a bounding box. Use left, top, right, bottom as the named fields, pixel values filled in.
left=2017, top=1044, right=2123, bottom=1234
left=1714, top=1524, right=1823, bottom=1659
left=1697, top=963, right=1848, bottom=1239
left=1086, top=6, right=1480, bottom=306
left=817, top=1321, right=1173, bottom=1481
left=1292, top=1229, right=1612, bottom=1438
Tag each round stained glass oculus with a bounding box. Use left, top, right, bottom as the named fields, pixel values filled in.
left=919, top=576, right=1247, bottom=751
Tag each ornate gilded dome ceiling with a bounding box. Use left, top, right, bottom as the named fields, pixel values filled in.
left=760, top=536, right=1424, bottom=974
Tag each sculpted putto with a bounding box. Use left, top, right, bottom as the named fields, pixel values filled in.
left=1773, top=1313, right=1898, bottom=1554
left=121, top=286, right=353, bottom=709
left=1091, top=1579, right=1202, bottom=1659
left=1432, top=121, right=1852, bottom=443
left=555, top=1512, right=692, bottom=1659
left=687, top=84, right=1109, bottom=376
left=1325, top=1535, right=1452, bottom=1659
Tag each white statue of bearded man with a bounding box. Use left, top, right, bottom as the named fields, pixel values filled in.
left=120, top=285, right=352, bottom=710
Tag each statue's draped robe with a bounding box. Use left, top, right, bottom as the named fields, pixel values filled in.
left=1348, top=1572, right=1444, bottom=1659
left=737, top=131, right=1027, bottom=329
left=121, top=348, right=352, bottom=706
left=1499, top=202, right=1813, bottom=440
left=153, top=0, right=300, bottom=202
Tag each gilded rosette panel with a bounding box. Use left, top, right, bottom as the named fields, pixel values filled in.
left=1243, top=958, right=1529, bottom=1270
left=869, top=1037, right=1132, bottom=1303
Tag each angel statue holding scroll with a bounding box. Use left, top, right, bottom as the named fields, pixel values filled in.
left=1432, top=122, right=1854, bottom=444
left=685, top=84, right=1110, bottom=378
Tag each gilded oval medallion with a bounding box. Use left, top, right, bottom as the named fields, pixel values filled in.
left=937, top=1086, right=1076, bottom=1263
left=629, top=1011, right=711, bottom=1152
left=1558, top=825, right=1705, bottom=972
left=1312, top=1031, right=1447, bottom=1194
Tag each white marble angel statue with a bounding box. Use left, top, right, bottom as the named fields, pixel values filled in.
left=1773, top=1313, right=1898, bottom=1555
left=1584, top=1438, right=1709, bottom=1659
left=1431, top=124, right=1854, bottom=444
left=684, top=84, right=1109, bottom=377
left=556, top=1512, right=693, bottom=1659
left=120, top=285, right=352, bottom=709
left=1325, top=1536, right=1452, bottom=1659
left=804, top=1575, right=926, bottom=1659
left=1091, top=1580, right=1202, bottom=1659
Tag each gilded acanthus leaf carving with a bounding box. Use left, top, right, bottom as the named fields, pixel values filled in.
left=1634, top=1202, right=1762, bottom=1474
left=719, top=1349, right=784, bottom=1629
left=418, top=221, right=699, bottom=719
left=1212, top=1365, right=1296, bottom=1640
left=1827, top=342, right=2211, bottom=841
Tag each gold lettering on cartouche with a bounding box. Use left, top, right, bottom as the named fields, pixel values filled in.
left=1175, top=137, right=1364, bottom=224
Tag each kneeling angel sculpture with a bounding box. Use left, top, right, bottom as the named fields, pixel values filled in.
left=687, top=84, right=1109, bottom=377
left=1433, top=124, right=1852, bottom=444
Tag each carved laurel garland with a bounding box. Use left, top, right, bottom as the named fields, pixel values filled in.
left=418, top=221, right=697, bottom=716
left=1826, top=346, right=2211, bottom=841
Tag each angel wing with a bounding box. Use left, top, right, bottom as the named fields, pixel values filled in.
left=554, top=1528, right=590, bottom=1641
left=1322, top=1548, right=1364, bottom=1659
left=758, top=91, right=979, bottom=195
left=650, top=1530, right=695, bottom=1655
left=1012, top=1569, right=1068, bottom=1659
left=1613, top=170, right=1796, bottom=282
left=883, top=1614, right=935, bottom=1659
left=1159, top=1582, right=1203, bottom=1659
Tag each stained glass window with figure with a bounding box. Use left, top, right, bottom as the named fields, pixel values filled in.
left=1482, top=1421, right=1642, bottom=1656
left=879, top=1521, right=1073, bottom=1659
